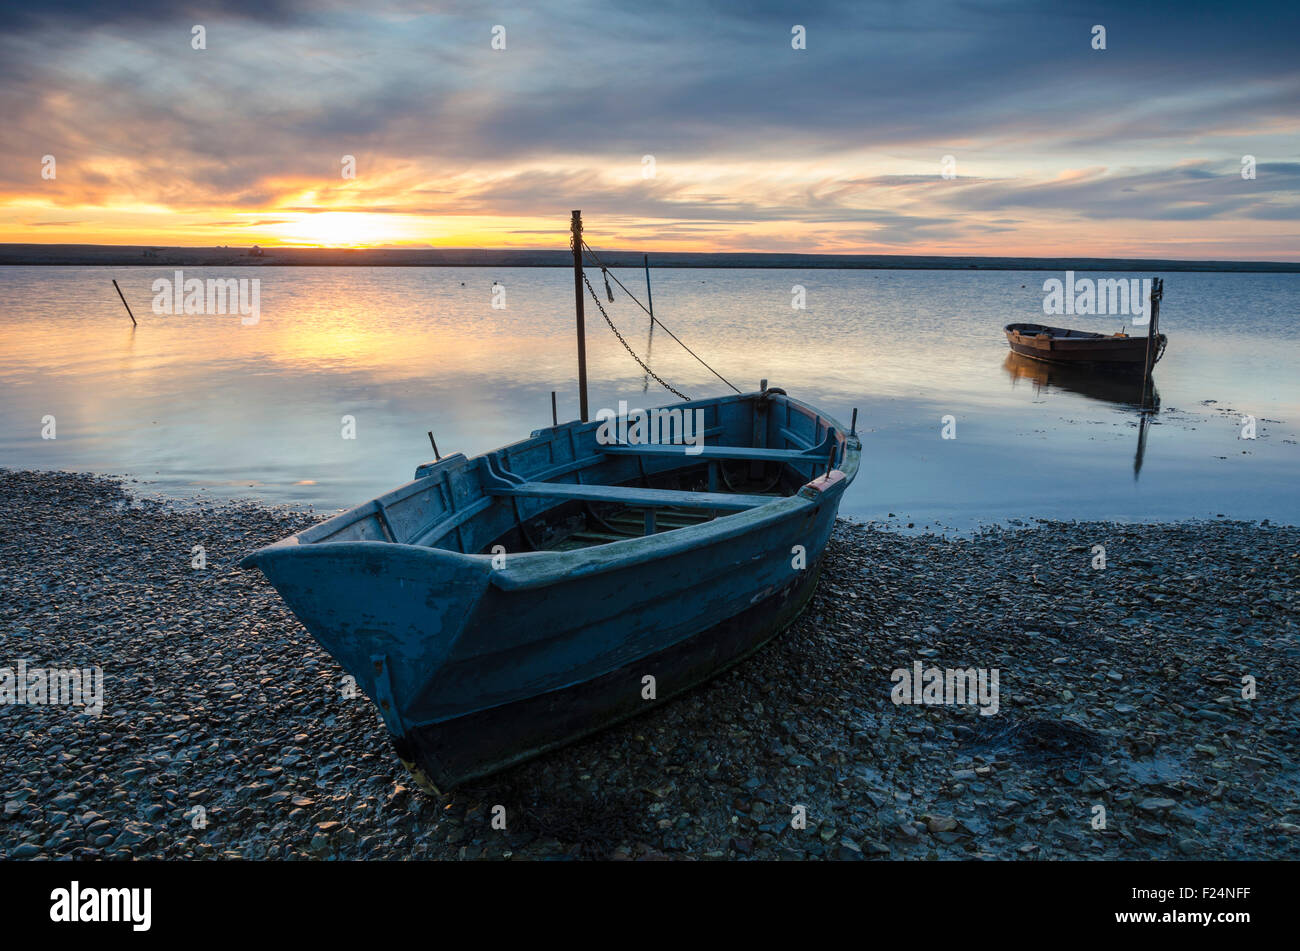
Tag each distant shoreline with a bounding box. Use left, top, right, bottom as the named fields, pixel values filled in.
left=1, top=243, right=1298, bottom=272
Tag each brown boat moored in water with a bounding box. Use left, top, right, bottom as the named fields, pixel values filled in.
left=1004, top=322, right=1167, bottom=369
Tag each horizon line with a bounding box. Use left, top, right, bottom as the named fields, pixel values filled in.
left=1, top=243, right=1298, bottom=272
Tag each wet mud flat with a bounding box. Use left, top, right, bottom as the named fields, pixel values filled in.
left=1, top=469, right=1296, bottom=860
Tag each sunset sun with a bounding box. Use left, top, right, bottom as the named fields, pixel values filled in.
left=265, top=212, right=424, bottom=248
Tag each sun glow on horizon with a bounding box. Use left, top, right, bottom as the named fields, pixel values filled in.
left=260, top=212, right=429, bottom=248
left=2, top=155, right=1298, bottom=259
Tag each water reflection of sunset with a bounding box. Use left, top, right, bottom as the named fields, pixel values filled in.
left=2, top=266, right=1297, bottom=530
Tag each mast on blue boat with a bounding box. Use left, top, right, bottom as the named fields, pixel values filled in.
left=571, top=210, right=590, bottom=421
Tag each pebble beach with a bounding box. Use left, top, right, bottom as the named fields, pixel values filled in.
left=1, top=468, right=1296, bottom=861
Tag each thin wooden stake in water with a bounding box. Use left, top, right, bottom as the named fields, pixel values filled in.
left=427, top=431, right=441, bottom=461
left=112, top=279, right=137, bottom=326
left=551, top=390, right=558, bottom=427
left=571, top=210, right=589, bottom=422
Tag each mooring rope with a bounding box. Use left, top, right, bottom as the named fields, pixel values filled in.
left=580, top=270, right=690, bottom=400
left=580, top=240, right=742, bottom=395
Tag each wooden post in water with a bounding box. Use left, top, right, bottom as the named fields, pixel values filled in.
left=551, top=390, right=558, bottom=427
left=571, top=210, right=589, bottom=422
left=112, top=279, right=137, bottom=326
left=1140, top=277, right=1162, bottom=411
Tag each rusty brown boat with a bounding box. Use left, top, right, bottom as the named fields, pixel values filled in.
left=1004, top=322, right=1167, bottom=370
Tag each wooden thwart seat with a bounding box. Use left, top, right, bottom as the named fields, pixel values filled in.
left=601, top=444, right=825, bottom=463
left=599, top=428, right=837, bottom=464
left=483, top=481, right=771, bottom=512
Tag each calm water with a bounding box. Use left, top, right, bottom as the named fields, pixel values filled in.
left=1, top=266, right=1297, bottom=531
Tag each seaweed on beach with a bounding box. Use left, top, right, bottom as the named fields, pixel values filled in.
left=960, top=716, right=1105, bottom=767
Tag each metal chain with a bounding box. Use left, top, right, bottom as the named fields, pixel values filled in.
left=581, top=270, right=690, bottom=400
left=580, top=239, right=740, bottom=394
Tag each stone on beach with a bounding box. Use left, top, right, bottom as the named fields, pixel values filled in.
left=0, top=469, right=1296, bottom=862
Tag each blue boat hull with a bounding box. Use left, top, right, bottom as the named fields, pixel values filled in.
left=396, top=557, right=824, bottom=789
left=242, top=390, right=859, bottom=791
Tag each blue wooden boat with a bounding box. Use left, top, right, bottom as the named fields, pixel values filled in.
left=241, top=387, right=860, bottom=791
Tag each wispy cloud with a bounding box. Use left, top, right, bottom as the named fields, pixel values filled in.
left=0, top=0, right=1296, bottom=256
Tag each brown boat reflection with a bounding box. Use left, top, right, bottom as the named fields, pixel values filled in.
left=1003, top=351, right=1159, bottom=409
left=1003, top=352, right=1158, bottom=480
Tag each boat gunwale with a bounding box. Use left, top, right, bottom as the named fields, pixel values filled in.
left=1004, top=322, right=1138, bottom=341
left=240, top=390, right=860, bottom=590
